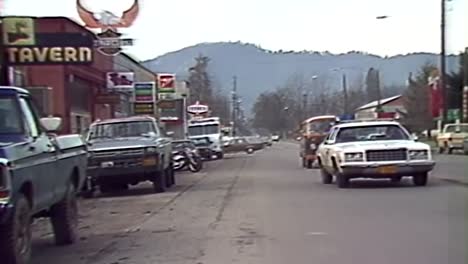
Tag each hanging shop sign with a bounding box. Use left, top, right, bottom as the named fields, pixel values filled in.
left=158, top=99, right=183, bottom=122
left=95, top=29, right=134, bottom=56
left=76, top=0, right=139, bottom=56
left=133, top=82, right=156, bottom=115
left=106, top=72, right=134, bottom=91
left=95, top=93, right=121, bottom=105
left=157, top=74, right=176, bottom=93
left=187, top=101, right=209, bottom=115
left=2, top=17, right=36, bottom=46
left=4, top=33, right=94, bottom=65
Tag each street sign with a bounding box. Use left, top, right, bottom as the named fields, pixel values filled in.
left=157, top=74, right=176, bottom=93
left=133, top=82, right=156, bottom=115
left=187, top=101, right=209, bottom=115
left=106, top=72, right=134, bottom=91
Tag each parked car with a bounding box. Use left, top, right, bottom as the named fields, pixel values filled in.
left=317, top=120, right=435, bottom=188
left=223, top=137, right=258, bottom=154
left=191, top=137, right=215, bottom=160
left=0, top=87, right=88, bottom=264
left=85, top=116, right=174, bottom=195
left=437, top=123, right=468, bottom=154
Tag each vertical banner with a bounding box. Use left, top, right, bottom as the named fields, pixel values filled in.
left=133, top=82, right=156, bottom=115
left=428, top=70, right=444, bottom=119
left=157, top=73, right=176, bottom=93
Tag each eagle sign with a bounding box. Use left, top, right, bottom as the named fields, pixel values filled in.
left=76, top=0, right=139, bottom=29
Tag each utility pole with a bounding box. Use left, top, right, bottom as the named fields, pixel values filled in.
left=342, top=73, right=348, bottom=115
left=463, top=48, right=468, bottom=122
left=302, top=92, right=307, bottom=121
left=231, top=76, right=237, bottom=137
left=441, top=0, right=448, bottom=124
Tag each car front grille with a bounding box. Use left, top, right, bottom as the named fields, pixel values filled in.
left=366, top=149, right=407, bottom=162
left=92, top=148, right=145, bottom=159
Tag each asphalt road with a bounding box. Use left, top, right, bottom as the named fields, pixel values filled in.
left=31, top=142, right=467, bottom=264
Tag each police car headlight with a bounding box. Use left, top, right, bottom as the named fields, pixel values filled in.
left=409, top=150, right=429, bottom=160
left=344, top=152, right=364, bottom=162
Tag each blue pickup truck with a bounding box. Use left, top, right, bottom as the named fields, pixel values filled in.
left=0, top=87, right=87, bottom=264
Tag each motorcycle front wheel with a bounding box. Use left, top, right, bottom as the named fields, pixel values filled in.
left=188, top=157, right=203, bottom=172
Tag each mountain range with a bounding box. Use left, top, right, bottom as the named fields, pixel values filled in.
left=142, top=42, right=460, bottom=112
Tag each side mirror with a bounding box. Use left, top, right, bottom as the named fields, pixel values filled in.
left=40, top=117, right=62, bottom=133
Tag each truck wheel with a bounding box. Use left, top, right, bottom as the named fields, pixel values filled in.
left=438, top=146, right=445, bottom=154
left=0, top=194, right=32, bottom=264
left=169, top=164, right=176, bottom=186
left=246, top=148, right=254, bottom=154
left=164, top=166, right=174, bottom=188
left=321, top=169, right=333, bottom=184
left=336, top=174, right=349, bottom=188
left=216, top=152, right=224, bottom=159
left=413, top=172, right=428, bottom=186
left=153, top=173, right=166, bottom=193
left=50, top=182, right=78, bottom=245
left=391, top=176, right=402, bottom=183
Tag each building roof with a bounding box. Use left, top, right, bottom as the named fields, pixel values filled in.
left=356, top=95, right=402, bottom=111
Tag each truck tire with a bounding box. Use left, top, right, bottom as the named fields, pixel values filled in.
left=50, top=182, right=78, bottom=245
left=216, top=152, right=224, bottom=159
left=336, top=174, right=349, bottom=188
left=413, top=172, right=428, bottom=186
left=165, top=166, right=174, bottom=188
left=0, top=194, right=32, bottom=264
left=321, top=169, right=333, bottom=184
left=153, top=173, right=166, bottom=193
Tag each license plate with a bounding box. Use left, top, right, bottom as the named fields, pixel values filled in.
left=143, top=158, right=157, bottom=166
left=377, top=166, right=397, bottom=174
left=101, top=161, right=114, bottom=168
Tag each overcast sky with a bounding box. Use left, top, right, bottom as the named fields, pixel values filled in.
left=4, top=0, right=467, bottom=61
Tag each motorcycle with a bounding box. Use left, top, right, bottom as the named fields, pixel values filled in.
left=172, top=147, right=203, bottom=172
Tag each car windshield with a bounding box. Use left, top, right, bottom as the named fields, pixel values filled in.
left=192, top=137, right=210, bottom=146
left=445, top=124, right=468, bottom=133
left=308, top=119, right=335, bottom=134
left=0, top=97, right=23, bottom=135
left=188, top=124, right=219, bottom=136
left=336, top=125, right=410, bottom=143
left=88, top=121, right=157, bottom=140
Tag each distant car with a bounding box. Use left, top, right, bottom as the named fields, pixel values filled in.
left=437, top=123, right=468, bottom=154
left=223, top=137, right=258, bottom=154
left=191, top=137, right=215, bottom=160
left=463, top=136, right=468, bottom=155
left=317, top=120, right=435, bottom=188
left=271, top=135, right=280, bottom=142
